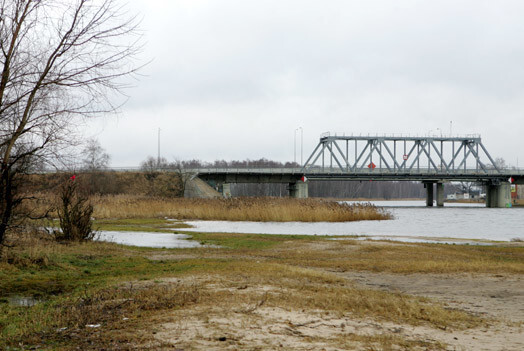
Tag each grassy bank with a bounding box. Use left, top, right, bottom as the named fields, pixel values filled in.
left=87, top=195, right=392, bottom=222
left=29, top=194, right=391, bottom=222
left=2, top=221, right=524, bottom=350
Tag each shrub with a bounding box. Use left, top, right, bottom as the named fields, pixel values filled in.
left=56, top=177, right=95, bottom=241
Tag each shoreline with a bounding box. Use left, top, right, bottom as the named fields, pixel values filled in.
left=2, top=217, right=523, bottom=350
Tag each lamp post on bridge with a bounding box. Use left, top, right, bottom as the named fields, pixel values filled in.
left=294, top=129, right=296, bottom=164
left=294, top=127, right=303, bottom=166
left=157, top=128, right=161, bottom=167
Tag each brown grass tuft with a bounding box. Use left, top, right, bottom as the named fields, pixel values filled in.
left=87, top=195, right=392, bottom=222
left=5, top=282, right=201, bottom=349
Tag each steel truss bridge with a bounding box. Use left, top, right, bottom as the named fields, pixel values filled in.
left=194, top=134, right=524, bottom=207
left=301, top=134, right=515, bottom=182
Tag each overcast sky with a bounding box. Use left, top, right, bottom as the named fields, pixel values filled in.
left=86, top=0, right=524, bottom=168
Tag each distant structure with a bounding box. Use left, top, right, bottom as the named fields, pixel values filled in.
left=192, top=133, right=524, bottom=208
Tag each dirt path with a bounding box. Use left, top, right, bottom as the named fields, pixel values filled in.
left=338, top=271, right=524, bottom=350
left=147, top=240, right=524, bottom=350
left=151, top=272, right=524, bottom=350
left=341, top=272, right=524, bottom=323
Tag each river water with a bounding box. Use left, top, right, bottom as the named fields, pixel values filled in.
left=181, top=201, right=524, bottom=242
left=97, top=231, right=203, bottom=248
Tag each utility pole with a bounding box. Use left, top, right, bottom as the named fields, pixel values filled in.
left=294, top=127, right=303, bottom=166
left=157, top=128, right=161, bottom=166
left=294, top=129, right=297, bottom=164
left=299, top=127, right=303, bottom=166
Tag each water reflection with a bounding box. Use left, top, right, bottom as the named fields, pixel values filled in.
left=97, top=231, right=203, bottom=248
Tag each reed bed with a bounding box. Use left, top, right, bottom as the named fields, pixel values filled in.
left=88, top=195, right=392, bottom=222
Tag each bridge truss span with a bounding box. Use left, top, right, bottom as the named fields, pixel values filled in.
left=302, top=135, right=501, bottom=176
left=190, top=134, right=521, bottom=207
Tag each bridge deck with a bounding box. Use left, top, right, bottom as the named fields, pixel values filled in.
left=192, top=168, right=524, bottom=184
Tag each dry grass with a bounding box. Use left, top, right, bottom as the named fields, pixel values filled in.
left=148, top=263, right=476, bottom=350
left=3, top=282, right=201, bottom=350
left=260, top=239, right=524, bottom=274
left=87, top=194, right=392, bottom=222
left=187, top=262, right=481, bottom=329
left=3, top=266, right=458, bottom=350
left=4, top=230, right=519, bottom=350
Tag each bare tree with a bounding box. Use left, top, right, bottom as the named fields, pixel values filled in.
left=171, top=159, right=196, bottom=196
left=140, top=156, right=170, bottom=173
left=81, top=138, right=111, bottom=171
left=0, top=0, right=141, bottom=247
left=453, top=182, right=474, bottom=196
left=494, top=157, right=506, bottom=169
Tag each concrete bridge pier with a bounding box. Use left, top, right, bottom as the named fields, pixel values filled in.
left=288, top=181, right=308, bottom=198
left=486, top=182, right=511, bottom=208
left=436, top=182, right=445, bottom=207
left=425, top=182, right=434, bottom=207
left=217, top=183, right=232, bottom=198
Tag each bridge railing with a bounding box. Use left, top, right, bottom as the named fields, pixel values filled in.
left=183, top=167, right=304, bottom=174
left=50, top=166, right=524, bottom=176
left=189, top=167, right=524, bottom=176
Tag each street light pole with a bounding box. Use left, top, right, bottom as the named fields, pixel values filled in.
left=294, top=129, right=297, bottom=164
left=157, top=128, right=161, bottom=166
left=299, top=127, right=303, bottom=166
left=294, top=127, right=303, bottom=166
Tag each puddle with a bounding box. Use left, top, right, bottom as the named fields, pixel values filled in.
left=96, top=230, right=203, bottom=248
left=5, top=296, right=42, bottom=307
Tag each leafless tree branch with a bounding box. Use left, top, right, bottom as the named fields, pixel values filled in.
left=0, top=0, right=143, bottom=247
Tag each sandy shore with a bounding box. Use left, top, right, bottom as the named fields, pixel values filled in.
left=150, top=240, right=524, bottom=350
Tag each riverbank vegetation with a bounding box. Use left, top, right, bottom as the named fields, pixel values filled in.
left=91, top=196, right=392, bottom=222
left=1, top=222, right=523, bottom=349
left=29, top=194, right=392, bottom=222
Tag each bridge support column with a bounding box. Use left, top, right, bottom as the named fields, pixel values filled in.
left=289, top=181, right=308, bottom=198
left=436, top=182, right=445, bottom=207
left=425, top=182, right=434, bottom=207
left=218, top=183, right=232, bottom=198
left=486, top=182, right=511, bottom=208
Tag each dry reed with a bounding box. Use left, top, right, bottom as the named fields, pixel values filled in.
left=87, top=195, right=391, bottom=222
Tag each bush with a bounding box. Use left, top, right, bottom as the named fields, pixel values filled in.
left=56, top=177, right=95, bottom=241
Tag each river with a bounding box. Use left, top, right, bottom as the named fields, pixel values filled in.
left=181, top=201, right=524, bottom=243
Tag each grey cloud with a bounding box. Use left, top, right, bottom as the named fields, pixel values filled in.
left=90, top=0, right=524, bottom=166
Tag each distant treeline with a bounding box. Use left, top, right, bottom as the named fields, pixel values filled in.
left=174, top=158, right=300, bottom=169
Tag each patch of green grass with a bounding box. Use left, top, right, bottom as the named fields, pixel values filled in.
left=96, top=224, right=175, bottom=233
left=97, top=218, right=171, bottom=226
left=0, top=243, right=198, bottom=298
left=91, top=218, right=193, bottom=233
left=185, top=231, right=326, bottom=250
left=95, top=218, right=182, bottom=233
